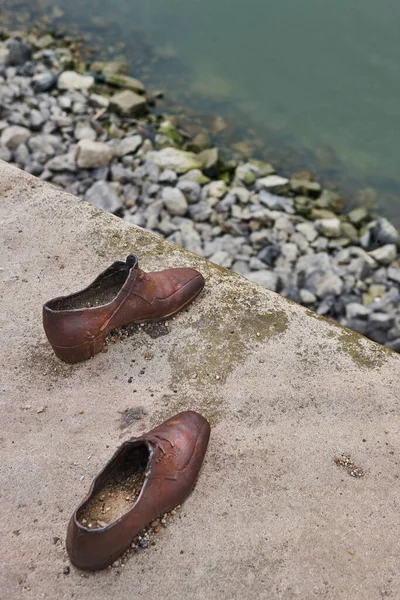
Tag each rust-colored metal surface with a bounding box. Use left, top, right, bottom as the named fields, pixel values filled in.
left=43, top=255, right=204, bottom=363
left=66, top=411, right=210, bottom=570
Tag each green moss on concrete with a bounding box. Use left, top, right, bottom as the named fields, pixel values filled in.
left=90, top=222, right=169, bottom=259
left=162, top=305, right=289, bottom=424
left=306, top=309, right=392, bottom=369
left=335, top=328, right=392, bottom=369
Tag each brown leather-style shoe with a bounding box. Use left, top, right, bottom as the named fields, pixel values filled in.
left=66, top=411, right=210, bottom=571
left=43, top=254, right=204, bottom=363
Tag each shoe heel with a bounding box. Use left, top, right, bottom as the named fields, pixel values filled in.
left=50, top=335, right=105, bottom=364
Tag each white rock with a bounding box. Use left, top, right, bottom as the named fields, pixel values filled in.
left=0, top=146, right=12, bottom=161
left=58, top=71, right=94, bottom=90
left=296, top=222, right=318, bottom=242
left=74, top=124, right=96, bottom=142
left=232, top=261, right=251, bottom=276
left=75, top=140, right=113, bottom=169
left=368, top=312, right=394, bottom=330
left=314, top=273, right=343, bottom=298
left=0, top=46, right=9, bottom=64
left=259, top=190, right=294, bottom=213
left=179, top=221, right=203, bottom=255
left=274, top=216, right=295, bottom=234
left=281, top=243, right=298, bottom=263
left=290, top=232, right=309, bottom=254
left=246, top=270, right=280, bottom=291
left=177, top=180, right=201, bottom=203
left=162, top=187, right=188, bottom=216
left=256, top=175, right=289, bottom=190
left=345, top=303, right=370, bottom=320
left=209, top=251, right=233, bottom=268
left=208, top=180, right=227, bottom=199
left=299, top=289, right=317, bottom=304
left=315, top=218, right=341, bottom=238
left=85, top=181, right=121, bottom=213
left=249, top=257, right=267, bottom=271
left=369, top=244, right=397, bottom=265
left=147, top=148, right=202, bottom=174
left=89, top=94, right=110, bottom=109
left=198, top=147, right=218, bottom=169
left=159, top=169, right=178, bottom=184
left=388, top=267, right=400, bottom=284
left=1, top=125, right=31, bottom=149
left=114, top=135, right=142, bottom=157
left=230, top=186, right=251, bottom=204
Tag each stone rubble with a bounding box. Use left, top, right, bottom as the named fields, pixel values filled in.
left=1, top=34, right=400, bottom=352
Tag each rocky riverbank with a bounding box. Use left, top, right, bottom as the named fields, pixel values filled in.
left=1, top=31, right=400, bottom=352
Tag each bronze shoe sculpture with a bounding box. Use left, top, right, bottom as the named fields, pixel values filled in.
left=43, top=254, right=204, bottom=363
left=66, top=410, right=210, bottom=571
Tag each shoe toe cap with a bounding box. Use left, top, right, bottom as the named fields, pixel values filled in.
left=171, top=268, right=205, bottom=299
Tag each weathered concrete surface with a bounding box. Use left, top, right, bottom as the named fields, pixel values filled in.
left=1, top=160, right=400, bottom=600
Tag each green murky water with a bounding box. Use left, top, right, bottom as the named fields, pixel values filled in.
left=3, top=0, right=400, bottom=223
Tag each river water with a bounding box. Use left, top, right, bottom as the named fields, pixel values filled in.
left=3, top=0, right=400, bottom=222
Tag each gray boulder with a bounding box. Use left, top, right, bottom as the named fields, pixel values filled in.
left=1, top=125, right=31, bottom=149
left=0, top=146, right=12, bottom=162
left=110, top=90, right=147, bottom=117
left=6, top=38, right=32, bottom=66
left=345, top=303, right=370, bottom=320
left=46, top=154, right=77, bottom=172
left=75, top=140, right=113, bottom=169
left=74, top=124, right=97, bottom=142
left=387, top=267, right=400, bottom=285
left=296, top=222, right=318, bottom=242
left=255, top=175, right=289, bottom=191
left=315, top=218, right=341, bottom=238
left=367, top=218, right=399, bottom=250
left=369, top=244, right=397, bottom=265
left=159, top=169, right=178, bottom=184
left=259, top=190, right=294, bottom=213
left=368, top=312, right=394, bottom=331
left=162, top=187, right=188, bottom=216
left=387, top=338, right=400, bottom=352
left=246, top=270, right=280, bottom=291
left=85, top=181, right=121, bottom=213
left=31, top=72, right=57, bottom=93
left=147, top=148, right=202, bottom=174
left=58, top=71, right=94, bottom=90
left=114, top=135, right=142, bottom=157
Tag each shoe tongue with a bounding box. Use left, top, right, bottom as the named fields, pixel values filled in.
left=126, top=254, right=139, bottom=269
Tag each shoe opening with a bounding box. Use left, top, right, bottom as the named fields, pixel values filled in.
left=47, top=256, right=138, bottom=311
left=76, top=443, right=149, bottom=529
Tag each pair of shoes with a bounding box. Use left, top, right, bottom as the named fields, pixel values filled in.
left=43, top=254, right=205, bottom=364
left=42, top=255, right=210, bottom=571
